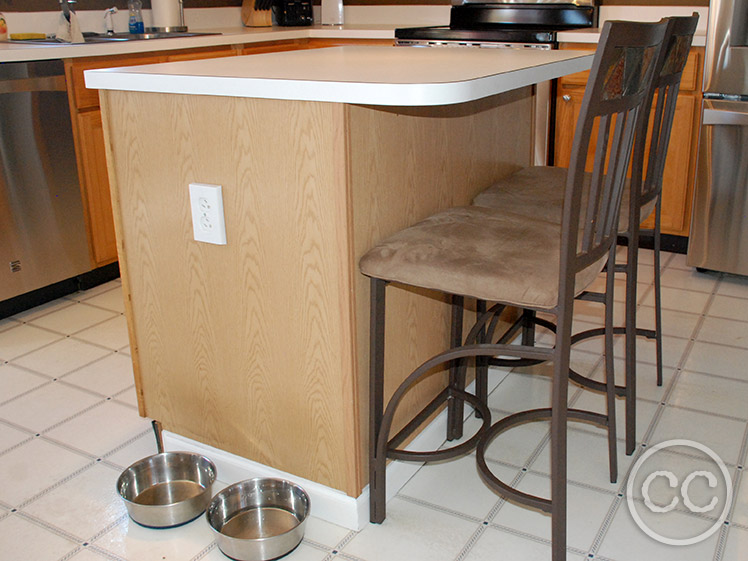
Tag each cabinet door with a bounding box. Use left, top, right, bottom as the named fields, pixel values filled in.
left=554, top=47, right=702, bottom=237
left=76, top=110, right=118, bottom=266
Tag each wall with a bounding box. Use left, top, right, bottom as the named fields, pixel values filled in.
left=0, top=0, right=709, bottom=12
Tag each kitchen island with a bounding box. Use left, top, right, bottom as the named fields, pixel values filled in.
left=86, top=45, right=592, bottom=529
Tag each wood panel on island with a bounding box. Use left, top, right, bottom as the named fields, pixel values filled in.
left=64, top=38, right=391, bottom=268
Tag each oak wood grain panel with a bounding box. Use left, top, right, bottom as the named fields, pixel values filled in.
left=347, top=90, right=534, bottom=475
left=75, top=110, right=118, bottom=266
left=102, top=90, right=358, bottom=494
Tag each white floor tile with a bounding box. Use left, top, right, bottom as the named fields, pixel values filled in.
left=488, top=371, right=552, bottom=413
left=399, top=454, right=515, bottom=519
left=343, top=497, right=479, bottom=561
left=27, top=304, right=118, bottom=336
left=480, top=417, right=549, bottom=469
left=0, top=514, right=79, bottom=560
left=11, top=337, right=111, bottom=378
left=0, top=381, right=101, bottom=433
left=639, top=286, right=711, bottom=314
left=668, top=370, right=748, bottom=420
left=659, top=266, right=719, bottom=293
left=114, top=385, right=140, bottom=409
left=202, top=541, right=329, bottom=561
left=75, top=315, right=131, bottom=350
left=695, top=316, right=748, bottom=349
left=93, top=514, right=215, bottom=561
left=0, top=362, right=50, bottom=404
left=717, top=276, right=748, bottom=299
left=79, top=286, right=126, bottom=314
left=463, top=525, right=577, bottom=561
left=617, top=333, right=689, bottom=369
left=21, top=463, right=127, bottom=540
left=302, top=516, right=352, bottom=549
left=0, top=438, right=91, bottom=506
left=45, top=401, right=152, bottom=458
left=649, top=406, right=746, bottom=465
left=528, top=425, right=637, bottom=492
left=683, top=341, right=748, bottom=380
left=707, top=295, right=748, bottom=322
left=71, top=280, right=122, bottom=301
left=62, top=353, right=136, bottom=397
left=636, top=305, right=701, bottom=339
left=104, top=430, right=160, bottom=470
left=491, top=472, right=615, bottom=551
left=0, top=323, right=62, bottom=361
left=66, top=548, right=115, bottom=561
left=10, top=298, right=77, bottom=323
left=597, top=502, right=720, bottom=560
left=729, top=474, right=748, bottom=528
left=722, top=526, right=748, bottom=561
left=0, top=422, right=32, bottom=453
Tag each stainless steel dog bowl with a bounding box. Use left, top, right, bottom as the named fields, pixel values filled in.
left=117, top=452, right=217, bottom=528
left=207, top=478, right=311, bottom=561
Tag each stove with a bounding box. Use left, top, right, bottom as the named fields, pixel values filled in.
left=395, top=0, right=598, bottom=49
left=394, top=1, right=598, bottom=166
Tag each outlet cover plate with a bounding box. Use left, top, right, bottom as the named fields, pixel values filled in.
left=189, top=183, right=227, bottom=245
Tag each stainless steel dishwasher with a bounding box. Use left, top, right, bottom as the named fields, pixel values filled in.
left=0, top=60, right=92, bottom=304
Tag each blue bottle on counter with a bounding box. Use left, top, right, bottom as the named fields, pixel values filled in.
left=128, top=0, right=145, bottom=34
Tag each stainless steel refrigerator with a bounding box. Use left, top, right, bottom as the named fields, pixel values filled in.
left=687, top=0, right=748, bottom=275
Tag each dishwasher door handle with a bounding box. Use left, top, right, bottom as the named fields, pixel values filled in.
left=702, top=102, right=748, bottom=126
left=0, top=75, right=67, bottom=95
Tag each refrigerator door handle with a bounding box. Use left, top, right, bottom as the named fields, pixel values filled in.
left=703, top=104, right=748, bottom=126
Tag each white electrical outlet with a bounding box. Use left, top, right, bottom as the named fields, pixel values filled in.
left=189, top=183, right=227, bottom=245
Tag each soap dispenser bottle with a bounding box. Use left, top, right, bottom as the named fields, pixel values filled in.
left=128, top=0, right=145, bottom=34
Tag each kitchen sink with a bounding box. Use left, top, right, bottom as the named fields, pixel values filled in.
left=7, top=31, right=220, bottom=45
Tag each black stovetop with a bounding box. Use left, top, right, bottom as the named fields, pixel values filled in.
left=395, top=3, right=597, bottom=45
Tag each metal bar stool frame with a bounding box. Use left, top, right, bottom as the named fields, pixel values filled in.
left=362, top=19, right=668, bottom=561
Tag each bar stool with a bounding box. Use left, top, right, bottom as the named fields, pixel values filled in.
left=360, top=19, right=667, bottom=561
left=472, top=14, right=699, bottom=455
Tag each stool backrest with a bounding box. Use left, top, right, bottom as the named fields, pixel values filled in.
left=559, top=19, right=668, bottom=299
left=634, top=14, right=700, bottom=212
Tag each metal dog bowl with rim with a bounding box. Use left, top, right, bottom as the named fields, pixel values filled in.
left=207, top=478, right=311, bottom=561
left=117, top=451, right=217, bottom=528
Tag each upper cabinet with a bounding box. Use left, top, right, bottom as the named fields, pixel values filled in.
left=554, top=43, right=704, bottom=238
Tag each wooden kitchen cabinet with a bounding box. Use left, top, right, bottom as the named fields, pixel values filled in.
left=554, top=43, right=703, bottom=237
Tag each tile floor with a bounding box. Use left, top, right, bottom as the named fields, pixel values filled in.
left=1, top=249, right=748, bottom=561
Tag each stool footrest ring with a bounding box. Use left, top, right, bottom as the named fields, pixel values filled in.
left=476, top=406, right=611, bottom=513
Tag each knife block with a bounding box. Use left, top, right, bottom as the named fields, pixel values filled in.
left=242, top=0, right=273, bottom=27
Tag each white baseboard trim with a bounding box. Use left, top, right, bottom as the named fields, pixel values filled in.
left=162, top=367, right=510, bottom=531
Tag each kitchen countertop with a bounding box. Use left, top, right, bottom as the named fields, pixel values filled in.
left=0, top=24, right=397, bottom=63
left=1, top=19, right=706, bottom=64
left=84, top=45, right=593, bottom=106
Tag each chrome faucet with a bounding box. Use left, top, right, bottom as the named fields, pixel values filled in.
left=104, top=7, right=118, bottom=35
left=60, top=0, right=77, bottom=22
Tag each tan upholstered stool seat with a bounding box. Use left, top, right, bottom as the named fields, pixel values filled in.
left=472, top=167, right=657, bottom=230
left=359, top=205, right=605, bottom=311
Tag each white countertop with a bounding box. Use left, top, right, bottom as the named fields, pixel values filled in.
left=84, top=45, right=593, bottom=107
left=0, top=25, right=397, bottom=63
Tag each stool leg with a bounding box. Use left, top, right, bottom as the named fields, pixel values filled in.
left=653, top=207, right=664, bottom=387
left=625, top=235, right=638, bottom=456
left=369, top=278, right=387, bottom=523
left=475, top=299, right=488, bottom=419
left=521, top=309, right=537, bottom=346
left=605, top=244, right=619, bottom=483
left=551, top=294, right=573, bottom=561
left=447, top=295, right=465, bottom=440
